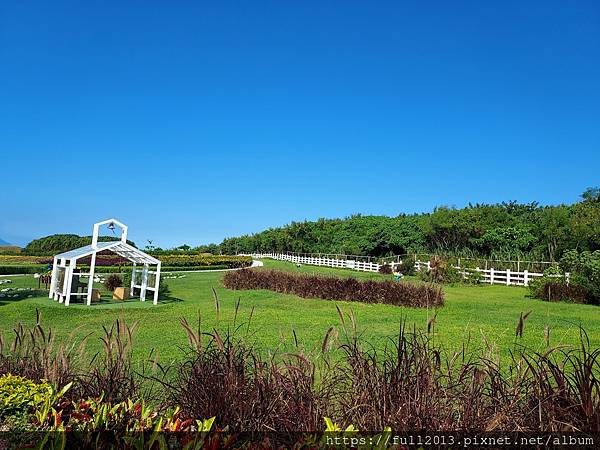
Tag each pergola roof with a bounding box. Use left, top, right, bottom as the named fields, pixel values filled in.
left=51, top=219, right=162, bottom=306
left=55, top=241, right=160, bottom=265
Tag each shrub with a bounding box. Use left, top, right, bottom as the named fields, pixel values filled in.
left=0, top=374, right=53, bottom=420
left=75, top=319, right=145, bottom=403
left=158, top=328, right=325, bottom=432
left=399, top=257, right=416, bottom=276
left=462, top=269, right=484, bottom=285
left=417, top=257, right=462, bottom=284
left=560, top=250, right=600, bottom=304
left=529, top=279, right=589, bottom=303
left=103, top=274, right=122, bottom=292
left=528, top=261, right=596, bottom=305
left=0, top=313, right=79, bottom=389
left=378, top=263, right=392, bottom=274
left=156, top=280, right=171, bottom=299
left=223, top=269, right=444, bottom=308
left=46, top=397, right=215, bottom=433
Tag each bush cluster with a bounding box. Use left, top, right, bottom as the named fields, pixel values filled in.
left=399, top=257, right=416, bottom=276
left=417, top=257, right=463, bottom=284
left=103, top=274, right=123, bottom=292
left=560, top=250, right=600, bottom=304
left=527, top=256, right=599, bottom=305
left=378, top=264, right=392, bottom=274
left=223, top=269, right=444, bottom=308
left=529, top=280, right=589, bottom=303
left=0, top=374, right=53, bottom=421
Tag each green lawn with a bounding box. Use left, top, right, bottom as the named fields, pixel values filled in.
left=0, top=260, right=598, bottom=366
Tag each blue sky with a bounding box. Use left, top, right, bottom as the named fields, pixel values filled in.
left=1, top=1, right=598, bottom=248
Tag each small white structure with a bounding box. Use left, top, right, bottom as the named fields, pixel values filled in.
left=49, top=219, right=161, bottom=306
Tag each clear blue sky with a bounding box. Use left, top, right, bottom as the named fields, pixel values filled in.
left=1, top=1, right=598, bottom=248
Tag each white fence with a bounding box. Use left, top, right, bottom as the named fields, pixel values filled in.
left=414, top=260, right=569, bottom=287
left=245, top=252, right=569, bottom=287
left=244, top=253, right=382, bottom=272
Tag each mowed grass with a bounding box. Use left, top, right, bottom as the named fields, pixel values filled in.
left=0, top=260, right=598, bottom=365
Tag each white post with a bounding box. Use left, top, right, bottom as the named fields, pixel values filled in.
left=86, top=252, right=97, bottom=306
left=131, top=262, right=137, bottom=296
left=490, top=268, right=495, bottom=285
left=58, top=258, right=66, bottom=302
left=49, top=257, right=58, bottom=299
left=140, top=264, right=149, bottom=301
left=64, top=260, right=76, bottom=306
left=565, top=272, right=570, bottom=285
left=153, top=262, right=161, bottom=305
left=506, top=268, right=511, bottom=286
left=523, top=270, right=529, bottom=286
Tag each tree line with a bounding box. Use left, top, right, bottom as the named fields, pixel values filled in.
left=207, top=188, right=600, bottom=262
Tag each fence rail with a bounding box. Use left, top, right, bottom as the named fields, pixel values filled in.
left=244, top=252, right=569, bottom=287
left=414, top=260, right=569, bottom=287
left=243, top=253, right=381, bottom=273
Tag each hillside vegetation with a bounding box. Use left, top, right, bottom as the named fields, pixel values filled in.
left=22, top=235, right=137, bottom=255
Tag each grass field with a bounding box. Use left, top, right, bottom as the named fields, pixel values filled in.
left=1, top=259, right=598, bottom=365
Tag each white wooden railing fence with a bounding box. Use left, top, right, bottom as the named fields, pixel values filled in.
left=243, top=253, right=381, bottom=273
left=244, top=252, right=569, bottom=287
left=413, top=260, right=569, bottom=287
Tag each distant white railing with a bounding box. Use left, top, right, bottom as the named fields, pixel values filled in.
left=414, top=260, right=569, bottom=287
left=244, top=252, right=569, bottom=287
left=243, top=252, right=382, bottom=273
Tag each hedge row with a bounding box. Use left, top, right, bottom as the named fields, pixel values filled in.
left=0, top=255, right=252, bottom=269
left=92, top=265, right=231, bottom=273
left=223, top=269, right=444, bottom=308
left=156, top=255, right=252, bottom=268
left=0, top=265, right=238, bottom=275
left=0, top=255, right=48, bottom=264
left=0, top=265, right=47, bottom=275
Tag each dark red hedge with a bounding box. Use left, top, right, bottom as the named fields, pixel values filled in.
left=223, top=269, right=444, bottom=308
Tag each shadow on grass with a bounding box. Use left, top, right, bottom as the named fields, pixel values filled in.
left=65, top=294, right=184, bottom=307
left=0, top=289, right=45, bottom=307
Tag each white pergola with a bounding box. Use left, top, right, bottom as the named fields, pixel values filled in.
left=49, top=219, right=162, bottom=306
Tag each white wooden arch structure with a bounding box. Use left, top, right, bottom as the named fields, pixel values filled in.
left=49, top=219, right=162, bottom=306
